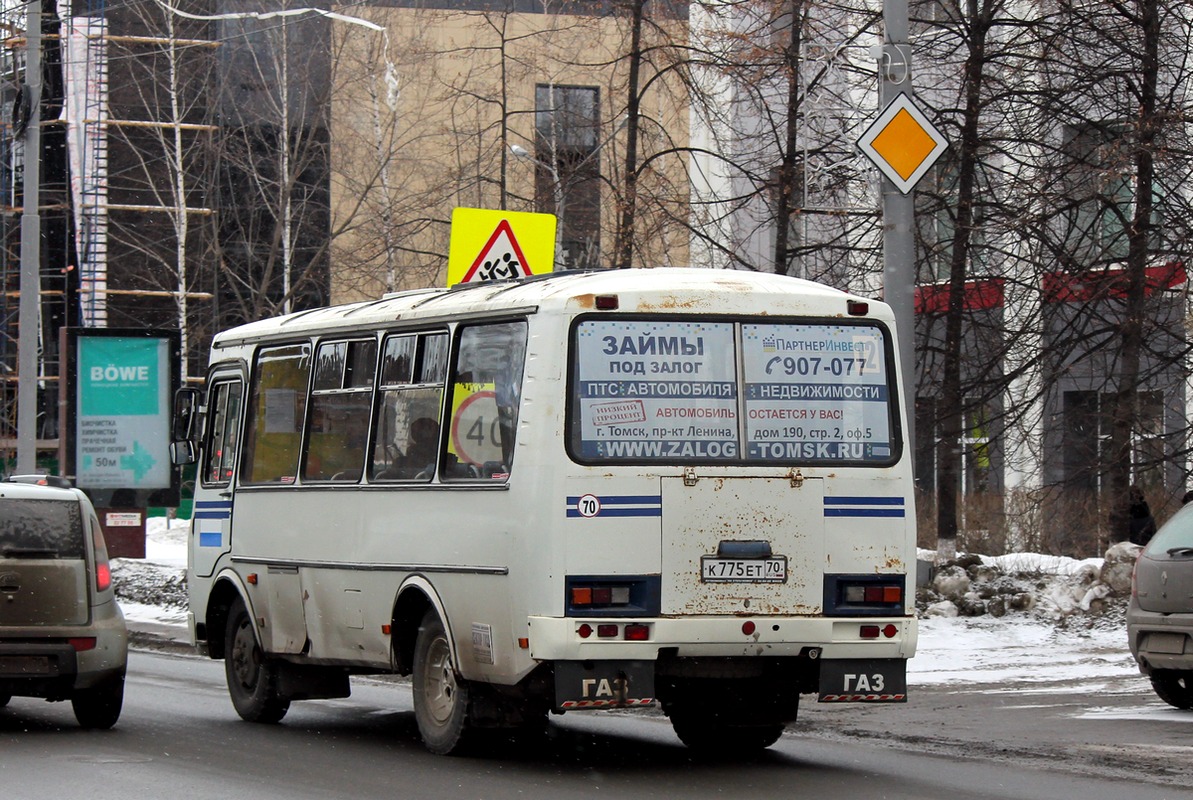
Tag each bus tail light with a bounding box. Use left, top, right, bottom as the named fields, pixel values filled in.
left=565, top=575, right=661, bottom=617
left=844, top=585, right=903, bottom=604
left=825, top=575, right=906, bottom=616
left=571, top=585, right=631, bottom=607
left=624, top=624, right=650, bottom=641
left=859, top=623, right=900, bottom=640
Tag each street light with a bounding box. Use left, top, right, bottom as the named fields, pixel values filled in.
left=510, top=116, right=627, bottom=271
left=509, top=144, right=566, bottom=270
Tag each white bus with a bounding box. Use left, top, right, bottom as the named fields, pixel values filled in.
left=171, top=268, right=918, bottom=754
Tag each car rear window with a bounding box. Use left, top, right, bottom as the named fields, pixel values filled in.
left=1145, top=505, right=1193, bottom=555
left=0, top=498, right=85, bottom=559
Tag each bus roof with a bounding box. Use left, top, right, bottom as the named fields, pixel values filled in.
left=212, top=268, right=888, bottom=348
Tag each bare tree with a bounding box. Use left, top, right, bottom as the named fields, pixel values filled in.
left=1028, top=0, right=1193, bottom=542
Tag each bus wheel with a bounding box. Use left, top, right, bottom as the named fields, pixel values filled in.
left=413, top=610, right=471, bottom=754
left=225, top=596, right=290, bottom=724
left=670, top=717, right=784, bottom=753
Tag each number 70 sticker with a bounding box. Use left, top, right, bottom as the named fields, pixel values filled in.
left=576, top=494, right=602, bottom=518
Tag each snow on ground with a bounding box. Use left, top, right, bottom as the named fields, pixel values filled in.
left=113, top=519, right=1147, bottom=692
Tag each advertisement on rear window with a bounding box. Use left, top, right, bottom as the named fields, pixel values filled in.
left=574, top=320, right=738, bottom=460
left=742, top=323, right=892, bottom=462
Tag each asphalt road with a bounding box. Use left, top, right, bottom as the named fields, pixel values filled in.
left=2, top=644, right=1191, bottom=800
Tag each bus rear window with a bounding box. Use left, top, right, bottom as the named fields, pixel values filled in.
left=569, top=318, right=897, bottom=465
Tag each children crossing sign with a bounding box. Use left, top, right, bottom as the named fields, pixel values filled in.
left=447, top=208, right=557, bottom=286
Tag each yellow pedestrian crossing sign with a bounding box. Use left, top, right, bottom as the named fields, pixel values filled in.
left=857, top=93, right=949, bottom=195
left=447, top=208, right=557, bottom=286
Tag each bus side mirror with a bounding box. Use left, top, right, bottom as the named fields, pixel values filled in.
left=171, top=387, right=200, bottom=465
left=170, top=439, right=196, bottom=466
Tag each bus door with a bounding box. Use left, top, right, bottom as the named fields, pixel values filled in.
left=660, top=476, right=825, bottom=615
left=191, top=371, right=244, bottom=578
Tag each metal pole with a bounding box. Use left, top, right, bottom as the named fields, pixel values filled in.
left=880, top=0, right=916, bottom=472
left=16, top=0, right=42, bottom=474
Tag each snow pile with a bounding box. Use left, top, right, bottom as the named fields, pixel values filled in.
left=918, top=542, right=1141, bottom=621
left=110, top=517, right=190, bottom=626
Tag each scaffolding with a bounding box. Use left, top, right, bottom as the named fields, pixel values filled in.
left=0, top=0, right=218, bottom=471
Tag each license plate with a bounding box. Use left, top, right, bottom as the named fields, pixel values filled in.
left=1145, top=632, right=1188, bottom=654
left=0, top=655, right=52, bottom=675
left=701, top=556, right=788, bottom=583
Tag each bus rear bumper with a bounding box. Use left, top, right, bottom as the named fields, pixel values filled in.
left=526, top=615, right=917, bottom=661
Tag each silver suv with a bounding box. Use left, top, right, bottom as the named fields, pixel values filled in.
left=0, top=476, right=128, bottom=728
left=1128, top=503, right=1193, bottom=709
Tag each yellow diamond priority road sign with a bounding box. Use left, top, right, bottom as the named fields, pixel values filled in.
left=857, top=93, right=949, bottom=195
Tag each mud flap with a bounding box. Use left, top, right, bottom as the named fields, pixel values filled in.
left=554, top=660, right=655, bottom=710
left=818, top=658, right=907, bottom=702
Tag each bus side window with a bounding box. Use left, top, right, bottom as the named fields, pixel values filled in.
left=444, top=321, right=527, bottom=481
left=203, top=380, right=243, bottom=487
left=303, top=338, right=377, bottom=483
left=242, top=344, right=311, bottom=485
left=370, top=332, right=447, bottom=482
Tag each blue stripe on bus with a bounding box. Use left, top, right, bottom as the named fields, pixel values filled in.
left=566, top=495, right=662, bottom=505
left=199, top=532, right=223, bottom=547
left=566, top=495, right=663, bottom=518
left=823, top=496, right=906, bottom=518
left=567, top=507, right=663, bottom=518
left=193, top=500, right=232, bottom=521
left=824, top=508, right=905, bottom=518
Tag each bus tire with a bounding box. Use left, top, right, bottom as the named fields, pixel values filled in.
left=671, top=718, right=784, bottom=753
left=225, top=596, right=290, bottom=724
left=413, top=610, right=471, bottom=754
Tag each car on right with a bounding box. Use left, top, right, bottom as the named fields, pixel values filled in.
left=1128, top=503, right=1193, bottom=709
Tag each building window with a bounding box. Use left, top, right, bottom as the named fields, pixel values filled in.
left=920, top=153, right=988, bottom=284
left=914, top=395, right=996, bottom=497
left=535, top=84, right=601, bottom=270
left=1062, top=389, right=1166, bottom=499
left=1060, top=122, right=1132, bottom=266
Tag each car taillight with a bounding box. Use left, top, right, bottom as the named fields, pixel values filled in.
left=92, top=527, right=112, bottom=593
left=69, top=637, right=97, bottom=652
